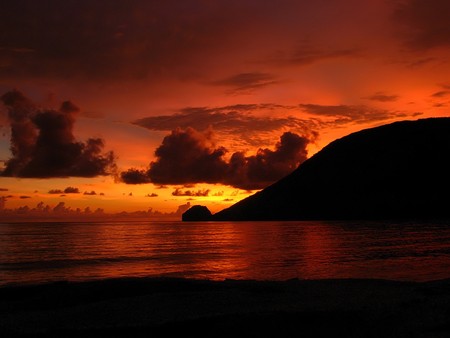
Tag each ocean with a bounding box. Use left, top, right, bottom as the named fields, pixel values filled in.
left=1, top=220, right=450, bottom=286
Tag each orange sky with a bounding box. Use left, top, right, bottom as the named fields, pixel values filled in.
left=1, top=0, right=449, bottom=218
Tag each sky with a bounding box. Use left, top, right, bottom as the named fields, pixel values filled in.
left=0, top=0, right=449, bottom=218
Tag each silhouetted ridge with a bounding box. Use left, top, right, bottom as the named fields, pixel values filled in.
left=213, top=118, right=450, bottom=220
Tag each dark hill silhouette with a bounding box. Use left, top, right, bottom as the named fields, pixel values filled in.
left=212, top=118, right=450, bottom=221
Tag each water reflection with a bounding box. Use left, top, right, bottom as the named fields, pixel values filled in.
left=1, top=220, right=450, bottom=285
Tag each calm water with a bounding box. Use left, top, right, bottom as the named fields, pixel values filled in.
left=1, top=220, right=450, bottom=286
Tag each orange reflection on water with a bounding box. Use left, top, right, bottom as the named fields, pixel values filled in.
left=1, top=220, right=450, bottom=286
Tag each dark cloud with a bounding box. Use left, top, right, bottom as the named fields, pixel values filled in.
left=0, top=188, right=8, bottom=191
left=19, top=195, right=31, bottom=199
left=172, top=188, right=210, bottom=197
left=149, top=128, right=228, bottom=185
left=48, top=190, right=63, bottom=194
left=266, top=45, right=360, bottom=66
left=395, top=0, right=450, bottom=50
left=120, top=168, right=151, bottom=184
left=210, top=72, right=278, bottom=94
left=53, top=202, right=69, bottom=213
left=364, top=92, right=399, bottom=102
left=83, top=191, right=97, bottom=195
left=1, top=90, right=116, bottom=178
left=64, top=187, right=79, bottom=194
left=406, top=57, right=436, bottom=68
left=133, top=104, right=318, bottom=147
left=145, top=193, right=158, bottom=198
left=225, top=131, right=309, bottom=190
left=431, top=91, right=450, bottom=98
left=121, top=128, right=311, bottom=190
left=48, top=187, right=80, bottom=194
left=299, top=104, right=421, bottom=124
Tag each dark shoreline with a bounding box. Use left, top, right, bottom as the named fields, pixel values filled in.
left=1, top=277, right=450, bottom=337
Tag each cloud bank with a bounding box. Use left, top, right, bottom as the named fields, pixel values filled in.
left=121, top=128, right=310, bottom=190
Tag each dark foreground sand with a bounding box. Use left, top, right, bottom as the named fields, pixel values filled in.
left=1, top=278, right=450, bottom=337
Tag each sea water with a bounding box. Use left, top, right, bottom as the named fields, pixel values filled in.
left=1, top=220, right=450, bottom=286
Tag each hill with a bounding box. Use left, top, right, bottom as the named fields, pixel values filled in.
left=212, top=118, right=450, bottom=220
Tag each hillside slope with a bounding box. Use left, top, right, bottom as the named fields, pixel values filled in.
left=213, top=118, right=450, bottom=220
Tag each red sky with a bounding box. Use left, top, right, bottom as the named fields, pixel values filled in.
left=0, top=0, right=449, bottom=218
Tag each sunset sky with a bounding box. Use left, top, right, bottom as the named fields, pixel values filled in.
left=1, top=0, right=449, bottom=218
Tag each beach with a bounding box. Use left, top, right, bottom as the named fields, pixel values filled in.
left=1, top=277, right=450, bottom=337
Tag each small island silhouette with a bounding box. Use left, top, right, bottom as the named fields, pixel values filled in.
left=183, top=118, right=450, bottom=221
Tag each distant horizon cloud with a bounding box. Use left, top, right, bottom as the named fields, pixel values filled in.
left=48, top=187, right=80, bottom=194
left=172, top=188, right=210, bottom=197
left=0, top=199, right=191, bottom=219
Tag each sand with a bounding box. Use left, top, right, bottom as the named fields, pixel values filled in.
left=1, top=277, right=450, bottom=337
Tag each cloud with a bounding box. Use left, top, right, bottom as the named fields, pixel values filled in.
left=175, top=202, right=191, bottom=216
left=0, top=188, right=8, bottom=191
left=64, top=187, right=79, bottom=194
left=364, top=92, right=399, bottom=102
left=48, top=190, right=63, bottom=194
left=225, top=131, right=309, bottom=190
left=431, top=91, right=450, bottom=98
left=265, top=45, right=360, bottom=66
left=121, top=128, right=311, bottom=190
left=145, top=193, right=158, bottom=197
left=394, top=0, right=450, bottom=50
left=48, top=187, right=80, bottom=194
left=120, top=168, right=151, bottom=184
left=210, top=72, right=278, bottom=94
left=19, top=195, right=31, bottom=199
left=53, top=202, right=69, bottom=213
left=83, top=191, right=97, bottom=195
left=172, top=188, right=210, bottom=197
left=299, top=103, right=421, bottom=124
left=149, top=128, right=228, bottom=185
left=1, top=90, right=116, bottom=178
left=133, top=104, right=318, bottom=147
